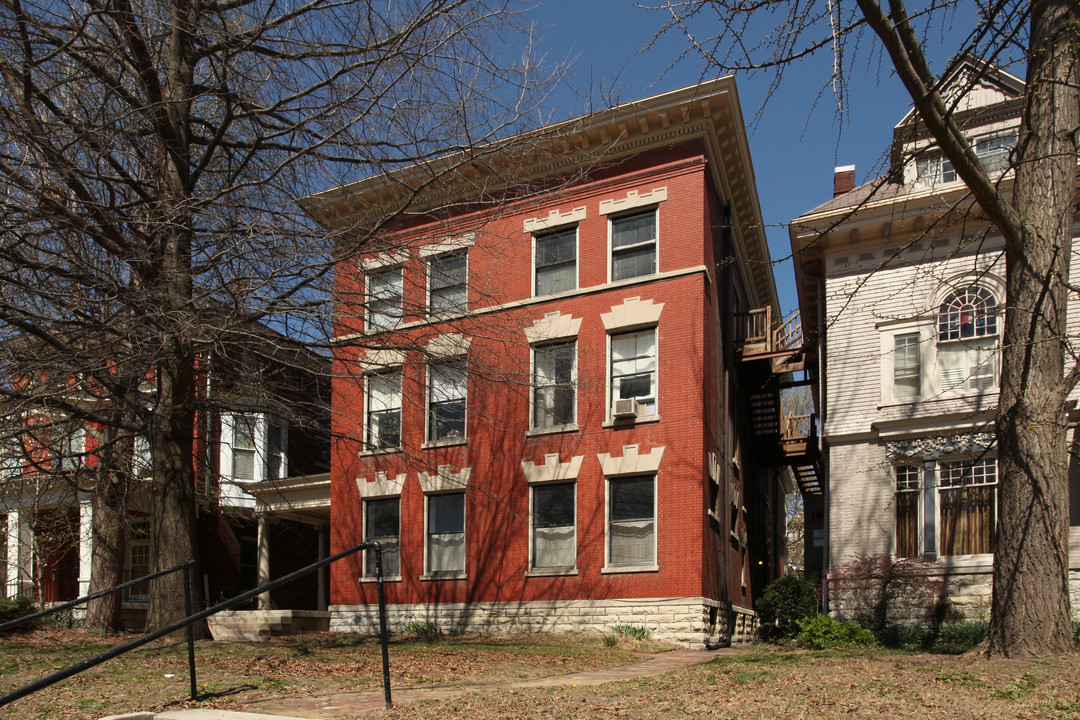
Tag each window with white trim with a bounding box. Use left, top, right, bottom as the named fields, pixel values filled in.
left=428, top=251, right=467, bottom=316
left=610, top=328, right=657, bottom=417
left=893, top=333, right=921, bottom=399
left=364, top=497, right=400, bottom=577
left=611, top=210, right=657, bottom=281
left=133, top=435, right=152, bottom=479
left=366, top=370, right=402, bottom=450
left=607, top=474, right=655, bottom=566
left=366, top=265, right=403, bottom=331
left=915, top=131, right=1016, bottom=186
left=939, top=457, right=997, bottom=556
left=59, top=424, right=85, bottom=470
left=531, top=482, right=575, bottom=570
left=938, top=286, right=998, bottom=391
left=534, top=227, right=576, bottom=295
left=125, top=521, right=152, bottom=602
left=532, top=341, right=575, bottom=429
left=428, top=361, right=466, bottom=442
left=222, top=413, right=288, bottom=484
left=426, top=492, right=465, bottom=574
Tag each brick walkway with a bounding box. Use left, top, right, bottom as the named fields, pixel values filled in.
left=246, top=646, right=742, bottom=719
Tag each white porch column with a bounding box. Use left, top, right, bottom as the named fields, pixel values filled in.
left=317, top=525, right=328, bottom=611
left=6, top=509, right=32, bottom=598
left=256, top=515, right=270, bottom=610
left=78, top=494, right=94, bottom=598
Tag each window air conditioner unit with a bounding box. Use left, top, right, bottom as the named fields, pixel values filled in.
left=612, top=398, right=643, bottom=418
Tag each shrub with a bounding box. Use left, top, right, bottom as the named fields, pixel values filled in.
left=796, top=614, right=877, bottom=649
left=611, top=624, right=652, bottom=640
left=876, top=623, right=928, bottom=650
left=828, top=554, right=948, bottom=632
left=756, top=573, right=818, bottom=642
left=403, top=620, right=442, bottom=640
left=0, top=596, right=37, bottom=629
left=1074, top=621, right=1080, bottom=649
left=932, top=621, right=988, bottom=654
left=602, top=634, right=618, bottom=647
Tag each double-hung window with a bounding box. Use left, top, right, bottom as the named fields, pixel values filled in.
left=893, top=333, right=921, bottom=399
left=533, top=341, right=575, bottom=429
left=366, top=266, right=403, bottom=331
left=534, top=227, right=576, bottom=295
left=607, top=475, right=655, bottom=566
left=610, top=329, right=657, bottom=416
left=231, top=415, right=257, bottom=481
left=429, top=252, right=467, bottom=316
left=916, top=151, right=956, bottom=185
left=366, top=371, right=402, bottom=450
left=975, top=131, right=1017, bottom=174
left=426, top=492, right=465, bottom=574
left=939, top=457, right=997, bottom=556
left=428, top=361, right=466, bottom=442
left=938, top=286, right=998, bottom=392
left=133, top=435, right=152, bottom=479
left=364, top=497, right=401, bottom=577
left=224, top=413, right=288, bottom=484
left=611, top=210, right=657, bottom=281
left=532, top=482, right=576, bottom=570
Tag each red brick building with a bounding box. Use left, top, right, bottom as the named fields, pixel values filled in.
left=307, top=77, right=793, bottom=646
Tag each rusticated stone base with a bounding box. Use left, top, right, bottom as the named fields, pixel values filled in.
left=330, top=596, right=756, bottom=649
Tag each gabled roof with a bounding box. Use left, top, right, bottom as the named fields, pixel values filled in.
left=894, top=55, right=1025, bottom=128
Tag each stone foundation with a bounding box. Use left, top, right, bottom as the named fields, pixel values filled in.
left=829, top=566, right=1080, bottom=625
left=330, top=596, right=756, bottom=649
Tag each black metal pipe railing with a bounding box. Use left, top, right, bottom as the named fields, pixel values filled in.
left=0, top=541, right=391, bottom=710
left=0, top=559, right=195, bottom=635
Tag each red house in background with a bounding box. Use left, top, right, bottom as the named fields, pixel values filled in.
left=1, top=335, right=331, bottom=627
left=306, top=78, right=803, bottom=647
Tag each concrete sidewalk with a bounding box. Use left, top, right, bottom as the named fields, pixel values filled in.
left=103, top=646, right=741, bottom=720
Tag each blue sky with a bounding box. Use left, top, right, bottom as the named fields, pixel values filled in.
left=518, top=1, right=996, bottom=314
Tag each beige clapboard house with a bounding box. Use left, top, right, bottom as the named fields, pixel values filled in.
left=790, top=58, right=1080, bottom=620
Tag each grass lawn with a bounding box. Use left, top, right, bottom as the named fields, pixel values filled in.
left=1, top=629, right=1079, bottom=719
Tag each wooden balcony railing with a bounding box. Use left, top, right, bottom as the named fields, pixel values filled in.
left=736, top=306, right=803, bottom=362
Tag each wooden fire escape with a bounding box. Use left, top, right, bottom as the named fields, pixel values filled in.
left=736, top=306, right=821, bottom=496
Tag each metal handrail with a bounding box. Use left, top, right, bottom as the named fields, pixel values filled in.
left=0, top=559, right=195, bottom=635
left=0, top=540, right=393, bottom=710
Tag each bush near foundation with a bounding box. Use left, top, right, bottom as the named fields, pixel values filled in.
left=756, top=573, right=818, bottom=642
left=796, top=614, right=877, bottom=649
left=828, top=554, right=949, bottom=632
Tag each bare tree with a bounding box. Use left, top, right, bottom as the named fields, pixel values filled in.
left=0, top=0, right=554, bottom=631
left=652, top=0, right=1079, bottom=656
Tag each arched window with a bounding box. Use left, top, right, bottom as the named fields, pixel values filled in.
left=938, top=286, right=998, bottom=391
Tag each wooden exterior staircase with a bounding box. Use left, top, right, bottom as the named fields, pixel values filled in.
left=737, top=307, right=821, bottom=496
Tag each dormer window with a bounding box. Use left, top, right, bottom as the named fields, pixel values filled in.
left=915, top=131, right=1016, bottom=186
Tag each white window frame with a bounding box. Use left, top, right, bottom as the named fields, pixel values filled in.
left=528, top=481, right=577, bottom=574
left=937, top=285, right=999, bottom=393
left=533, top=226, right=578, bottom=297
left=365, top=370, right=402, bottom=451
left=603, top=473, right=657, bottom=572
left=607, top=327, right=658, bottom=420
left=608, top=209, right=658, bottom=282
left=362, top=496, right=401, bottom=580
left=426, top=360, right=467, bottom=445
left=937, top=456, right=997, bottom=558
left=530, top=340, right=577, bottom=432
left=124, top=520, right=152, bottom=602
left=423, top=491, right=466, bottom=579
left=365, top=265, right=404, bottom=332
left=133, top=435, right=152, bottom=479
left=59, top=424, right=85, bottom=470
left=427, top=250, right=468, bottom=317
left=220, top=412, right=289, bottom=485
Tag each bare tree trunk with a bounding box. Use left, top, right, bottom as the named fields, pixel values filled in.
left=85, top=481, right=125, bottom=632
left=990, top=0, right=1080, bottom=657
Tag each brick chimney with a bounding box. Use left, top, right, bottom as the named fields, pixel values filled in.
left=833, top=165, right=856, bottom=198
